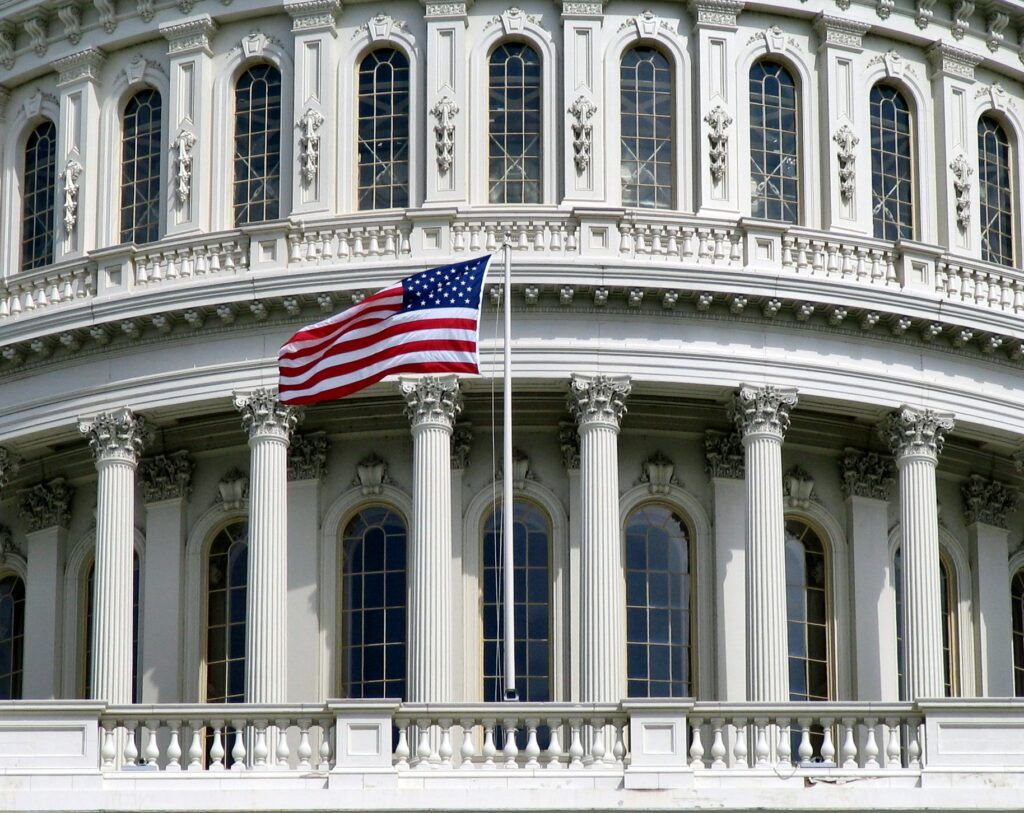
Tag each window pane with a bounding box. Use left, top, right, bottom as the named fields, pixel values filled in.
left=870, top=85, right=914, bottom=241
left=357, top=49, right=410, bottom=210
left=120, top=89, right=163, bottom=245
left=21, top=121, right=57, bottom=270
left=488, top=43, right=542, bottom=204
left=206, top=522, right=248, bottom=704
left=749, top=61, right=799, bottom=224
left=0, top=576, right=25, bottom=700
left=234, top=64, right=282, bottom=225
left=784, top=520, right=830, bottom=702
left=978, top=115, right=1015, bottom=266
left=620, top=46, right=673, bottom=209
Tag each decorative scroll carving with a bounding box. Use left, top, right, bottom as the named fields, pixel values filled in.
left=354, top=453, right=392, bottom=495
left=94, top=0, right=117, bottom=33
left=62, top=160, right=82, bottom=234
left=24, top=14, right=48, bottom=56
left=558, top=421, right=580, bottom=471
left=730, top=384, right=798, bottom=439
left=139, top=451, right=194, bottom=502
left=568, top=374, right=631, bottom=429
left=297, top=108, right=324, bottom=186
left=833, top=125, right=859, bottom=201
left=704, top=430, right=744, bottom=479
left=949, top=155, right=972, bottom=230
left=639, top=451, right=678, bottom=495
left=0, top=447, right=19, bottom=492
left=137, top=0, right=155, bottom=22
left=451, top=422, right=473, bottom=470
left=962, top=474, right=1019, bottom=529
left=783, top=465, right=815, bottom=508
left=875, top=0, right=895, bottom=19
left=568, top=96, right=596, bottom=174
left=914, top=0, right=936, bottom=28
left=987, top=12, right=1009, bottom=52
left=216, top=468, right=249, bottom=509
left=58, top=3, right=81, bottom=44
left=399, top=375, right=462, bottom=428
left=430, top=96, right=458, bottom=175
left=288, top=432, right=328, bottom=481
left=234, top=389, right=303, bottom=440
left=840, top=448, right=895, bottom=500
left=0, top=23, right=15, bottom=70
left=79, top=408, right=150, bottom=464
left=704, top=105, right=732, bottom=183
left=879, top=405, right=955, bottom=461
left=951, top=1, right=974, bottom=40
left=18, top=478, right=74, bottom=532
left=172, top=130, right=196, bottom=205
left=357, top=13, right=409, bottom=40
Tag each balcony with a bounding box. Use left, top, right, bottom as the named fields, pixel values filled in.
left=2, top=699, right=1023, bottom=808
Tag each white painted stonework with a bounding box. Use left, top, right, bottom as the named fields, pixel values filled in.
left=2, top=0, right=1024, bottom=810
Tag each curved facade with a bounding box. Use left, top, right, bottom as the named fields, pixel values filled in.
left=2, top=0, right=1024, bottom=808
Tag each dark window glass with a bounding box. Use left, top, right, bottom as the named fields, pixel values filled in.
left=488, top=42, right=542, bottom=204
left=21, top=121, right=56, bottom=270
left=894, top=547, right=957, bottom=699
left=357, top=49, right=410, bottom=211
left=870, top=84, right=914, bottom=240
left=206, top=522, right=248, bottom=703
left=84, top=553, right=140, bottom=701
left=120, top=89, right=163, bottom=244
left=234, top=64, right=282, bottom=225
left=785, top=520, right=830, bottom=702
left=978, top=115, right=1014, bottom=266
left=1013, top=571, right=1024, bottom=696
left=0, top=575, right=25, bottom=699
left=620, top=46, right=673, bottom=209
left=749, top=60, right=799, bottom=223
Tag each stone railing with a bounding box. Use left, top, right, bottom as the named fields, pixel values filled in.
left=0, top=258, right=94, bottom=318
left=288, top=216, right=411, bottom=265
left=936, top=255, right=1024, bottom=314
left=132, top=232, right=249, bottom=286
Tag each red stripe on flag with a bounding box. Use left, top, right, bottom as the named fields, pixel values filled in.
left=280, top=361, right=480, bottom=405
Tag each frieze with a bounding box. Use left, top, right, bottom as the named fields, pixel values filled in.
left=55, top=48, right=106, bottom=87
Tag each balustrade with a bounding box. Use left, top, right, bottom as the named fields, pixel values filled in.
left=936, top=258, right=1024, bottom=313
left=0, top=260, right=93, bottom=319
left=134, top=236, right=249, bottom=286
left=619, top=220, right=742, bottom=266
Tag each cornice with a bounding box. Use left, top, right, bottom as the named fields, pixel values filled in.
left=159, top=14, right=217, bottom=54
left=53, top=46, right=105, bottom=87
left=927, top=40, right=982, bottom=80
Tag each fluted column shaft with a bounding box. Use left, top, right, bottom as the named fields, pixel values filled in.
left=401, top=376, right=461, bottom=703
left=732, top=385, right=798, bottom=703
left=79, top=409, right=148, bottom=703
left=569, top=374, right=630, bottom=703
left=881, top=406, right=955, bottom=700
left=235, top=390, right=302, bottom=704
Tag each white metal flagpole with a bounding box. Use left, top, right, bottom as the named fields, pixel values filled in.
left=502, top=241, right=517, bottom=700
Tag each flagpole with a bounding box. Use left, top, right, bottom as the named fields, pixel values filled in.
left=502, top=240, right=517, bottom=701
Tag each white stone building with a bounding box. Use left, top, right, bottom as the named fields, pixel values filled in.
left=1, top=0, right=1024, bottom=809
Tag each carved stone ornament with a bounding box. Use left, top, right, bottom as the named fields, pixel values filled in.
left=24, top=13, right=48, bottom=56
left=879, top=405, right=955, bottom=462
left=558, top=421, right=580, bottom=471
left=79, top=408, right=150, bottom=464
left=137, top=0, right=155, bottom=22
left=359, top=13, right=410, bottom=40
left=233, top=389, right=303, bottom=440
left=833, top=125, right=859, bottom=201
left=139, top=451, right=194, bottom=502
left=95, top=0, right=116, bottom=33
left=688, top=0, right=743, bottom=28
left=704, top=105, right=732, bottom=183
left=949, top=155, right=972, bottom=230
left=399, top=375, right=462, bottom=429
left=497, top=447, right=534, bottom=488
left=354, top=453, right=393, bottom=495
left=18, top=478, right=75, bottom=532
left=0, top=23, right=15, bottom=70
left=639, top=451, right=679, bottom=495
left=451, top=422, right=473, bottom=470
left=0, top=446, right=20, bottom=492
left=62, top=160, right=83, bottom=235
left=704, top=429, right=744, bottom=479
left=951, top=0, right=974, bottom=40
left=430, top=96, right=458, bottom=175
left=288, top=432, right=328, bottom=481
left=568, top=374, right=631, bottom=429
left=987, top=12, right=1009, bottom=52
left=487, top=6, right=541, bottom=33
left=216, top=468, right=249, bottom=509
left=961, top=474, right=1019, bottom=529
left=840, top=448, right=895, bottom=500
left=172, top=129, right=197, bottom=205
left=875, top=0, right=894, bottom=19
left=297, top=108, right=324, bottom=186
left=568, top=96, right=596, bottom=174
left=0, top=524, right=20, bottom=562
left=783, top=465, right=815, bottom=508
left=58, top=3, right=82, bottom=44
left=914, top=0, right=936, bottom=29
left=239, top=30, right=282, bottom=59
left=730, top=384, right=798, bottom=439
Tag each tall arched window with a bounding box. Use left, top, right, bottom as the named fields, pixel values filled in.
left=82, top=553, right=140, bottom=700
left=120, top=88, right=163, bottom=245
left=785, top=519, right=830, bottom=701
left=620, top=46, right=673, bottom=209
left=205, top=521, right=248, bottom=703
left=234, top=64, right=282, bottom=226
left=870, top=84, right=914, bottom=240
left=1012, top=570, right=1024, bottom=696
left=625, top=503, right=693, bottom=698
left=0, top=574, right=25, bottom=700
left=21, top=120, right=57, bottom=270
left=357, top=49, right=410, bottom=211
left=894, top=547, right=958, bottom=698
left=482, top=500, right=551, bottom=703
left=341, top=506, right=407, bottom=699
left=488, top=42, right=542, bottom=205
left=749, top=60, right=799, bottom=223
left=978, top=114, right=1014, bottom=266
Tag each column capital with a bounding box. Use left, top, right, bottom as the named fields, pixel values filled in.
left=422, top=0, right=471, bottom=19
left=18, top=477, right=74, bottom=533
left=285, top=0, right=341, bottom=33
left=160, top=14, right=218, bottom=55
left=234, top=389, right=303, bottom=442
left=0, top=446, right=20, bottom=493
left=288, top=431, right=328, bottom=481
left=558, top=421, right=581, bottom=471
left=399, top=375, right=463, bottom=430
left=840, top=448, right=896, bottom=500
left=926, top=41, right=981, bottom=81
left=730, top=384, right=798, bottom=440
left=879, top=405, right=955, bottom=462
left=568, top=374, right=630, bottom=430
left=688, top=0, right=743, bottom=28
left=54, top=47, right=106, bottom=88
left=139, top=451, right=194, bottom=503
left=450, top=422, right=473, bottom=470
left=813, top=13, right=871, bottom=52
left=704, top=429, right=745, bottom=479
left=560, top=0, right=605, bottom=19
left=962, top=474, right=1019, bottom=529
left=79, top=408, right=150, bottom=465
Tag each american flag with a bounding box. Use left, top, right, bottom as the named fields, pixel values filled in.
left=278, top=256, right=491, bottom=405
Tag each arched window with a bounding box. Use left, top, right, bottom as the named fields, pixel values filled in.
left=1012, top=570, right=1024, bottom=696
left=482, top=499, right=551, bottom=702
left=234, top=64, right=282, bottom=226
left=894, top=547, right=958, bottom=698
left=82, top=553, right=140, bottom=700
left=341, top=506, right=407, bottom=699
left=785, top=519, right=830, bottom=701
left=357, top=49, right=410, bottom=211
left=120, top=88, right=163, bottom=245
left=488, top=42, right=542, bottom=204
left=620, top=46, right=673, bottom=209
left=870, top=84, right=914, bottom=240
left=625, top=503, right=693, bottom=698
left=21, top=120, right=57, bottom=270
left=0, top=574, right=25, bottom=700
left=749, top=60, right=799, bottom=223
left=978, top=115, right=1014, bottom=266
left=205, top=521, right=248, bottom=703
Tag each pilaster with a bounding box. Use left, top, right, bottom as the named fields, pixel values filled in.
left=559, top=421, right=581, bottom=701
left=422, top=0, right=469, bottom=205
left=561, top=0, right=604, bottom=203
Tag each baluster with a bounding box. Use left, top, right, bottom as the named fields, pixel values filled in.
left=166, top=720, right=183, bottom=770
left=842, top=247, right=855, bottom=277
left=0, top=293, right=10, bottom=318
left=796, top=240, right=808, bottom=271
left=186, top=721, right=203, bottom=771
left=681, top=228, right=695, bottom=260
left=589, top=718, right=606, bottom=766
left=689, top=718, right=705, bottom=769
left=485, top=226, right=498, bottom=252
left=907, top=719, right=922, bottom=769
left=353, top=231, right=365, bottom=256
left=533, top=225, right=544, bottom=251
left=394, top=721, right=410, bottom=770
left=368, top=230, right=381, bottom=256
left=1013, top=281, right=1024, bottom=313
left=826, top=244, right=839, bottom=276
left=384, top=230, right=396, bottom=256
left=870, top=250, right=882, bottom=281
left=195, top=248, right=209, bottom=275
left=296, top=719, right=313, bottom=770
left=619, top=225, right=633, bottom=255
left=253, top=722, right=269, bottom=768
left=318, top=724, right=332, bottom=770
left=856, top=248, right=868, bottom=280
left=651, top=227, right=663, bottom=256
left=666, top=228, right=678, bottom=256
left=467, top=225, right=481, bottom=252
left=275, top=719, right=291, bottom=768
left=841, top=718, right=858, bottom=768
left=338, top=233, right=351, bottom=259
left=961, top=267, right=975, bottom=302
left=753, top=718, right=769, bottom=767
left=136, top=259, right=149, bottom=284
left=230, top=721, right=247, bottom=771
left=144, top=721, right=161, bottom=767
left=209, top=721, right=226, bottom=771
left=124, top=720, right=139, bottom=767
left=781, top=236, right=794, bottom=268
left=33, top=285, right=47, bottom=307
left=885, top=253, right=897, bottom=283
left=820, top=719, right=836, bottom=765
left=884, top=718, right=901, bottom=769
left=481, top=719, right=497, bottom=769
left=524, top=719, right=541, bottom=768
left=502, top=718, right=519, bottom=769
left=729, top=233, right=742, bottom=263
left=634, top=227, right=647, bottom=255
left=797, top=719, right=812, bottom=764
left=1000, top=279, right=1012, bottom=309
left=400, top=229, right=411, bottom=254
left=288, top=234, right=302, bottom=262
left=733, top=719, right=748, bottom=769
left=517, top=227, right=528, bottom=251
left=458, top=718, right=477, bottom=769
left=566, top=226, right=578, bottom=252
left=415, top=719, right=432, bottom=769
left=552, top=225, right=564, bottom=251
left=776, top=719, right=791, bottom=766
left=611, top=720, right=625, bottom=766
left=710, top=719, right=726, bottom=769
left=100, top=721, right=117, bottom=769
left=439, top=719, right=454, bottom=769
left=811, top=243, right=824, bottom=275
left=863, top=718, right=880, bottom=769
left=323, top=232, right=336, bottom=259
left=544, top=717, right=564, bottom=769
left=568, top=718, right=584, bottom=769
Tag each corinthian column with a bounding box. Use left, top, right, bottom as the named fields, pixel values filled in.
left=568, top=373, right=630, bottom=703
left=78, top=409, right=149, bottom=703
left=880, top=406, right=955, bottom=700
left=400, top=375, right=462, bottom=702
left=234, top=390, right=302, bottom=704
left=731, top=384, right=798, bottom=702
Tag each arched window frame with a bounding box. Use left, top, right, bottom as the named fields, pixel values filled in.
left=210, top=42, right=294, bottom=232
left=976, top=111, right=1017, bottom=267
left=1008, top=552, right=1024, bottom=697
left=868, top=82, right=916, bottom=241
left=470, top=25, right=557, bottom=207
left=0, top=555, right=27, bottom=701
left=202, top=517, right=250, bottom=704
left=338, top=26, right=421, bottom=213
